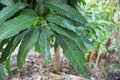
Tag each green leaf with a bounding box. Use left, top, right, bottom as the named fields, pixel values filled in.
left=0, top=39, right=10, bottom=52
left=50, top=23, right=87, bottom=53
left=5, top=30, right=29, bottom=75
left=17, top=27, right=40, bottom=69
left=56, top=35, right=89, bottom=77
left=84, top=39, right=94, bottom=49
left=35, top=41, right=41, bottom=53
left=78, top=0, right=86, bottom=5
left=44, top=0, right=87, bottom=25
left=46, top=14, right=77, bottom=32
left=49, top=23, right=77, bottom=39
left=5, top=57, right=12, bottom=75
left=0, top=2, right=28, bottom=24
left=20, top=9, right=38, bottom=17
left=34, top=27, right=41, bottom=53
left=36, top=0, right=44, bottom=16
left=0, top=14, right=36, bottom=42
left=0, top=38, right=14, bottom=63
left=39, top=27, right=52, bottom=66
left=0, top=0, right=14, bottom=6
left=0, top=30, right=29, bottom=63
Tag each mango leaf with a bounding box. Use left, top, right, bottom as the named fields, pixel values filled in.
left=50, top=23, right=87, bottom=53
left=36, top=0, right=44, bottom=16
left=0, top=14, right=36, bottom=42
left=0, top=30, right=29, bottom=76
left=56, top=35, right=89, bottom=77
left=0, top=0, right=14, bottom=5
left=44, top=0, right=87, bottom=25
left=0, top=2, right=28, bottom=24
left=34, top=27, right=41, bottom=53
left=17, top=27, right=40, bottom=69
left=0, top=38, right=14, bottom=63
left=46, top=14, right=77, bottom=32
left=35, top=41, right=41, bottom=53
left=5, top=57, right=12, bottom=75
left=39, top=27, right=53, bottom=66
left=0, top=29, right=29, bottom=63
left=20, top=9, right=38, bottom=17
left=5, top=30, right=29, bottom=75
left=49, top=23, right=77, bottom=39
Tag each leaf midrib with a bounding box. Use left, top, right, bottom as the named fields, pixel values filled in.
left=0, top=7, right=17, bottom=20
left=0, top=17, right=35, bottom=41
left=18, top=30, right=36, bottom=67
left=62, top=36, right=85, bottom=73
left=45, top=2, right=85, bottom=24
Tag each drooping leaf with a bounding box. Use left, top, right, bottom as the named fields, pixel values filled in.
left=0, top=29, right=29, bottom=63
left=0, top=2, right=28, bottom=24
left=49, top=23, right=77, bottom=39
left=0, top=38, right=14, bottom=63
left=39, top=27, right=53, bottom=66
left=35, top=27, right=41, bottom=53
left=35, top=40, right=41, bottom=53
left=56, top=35, right=89, bottom=77
left=5, top=57, right=12, bottom=75
left=46, top=14, right=77, bottom=32
left=50, top=23, right=87, bottom=53
left=17, top=27, right=40, bottom=69
left=44, top=0, right=87, bottom=25
left=0, top=14, right=36, bottom=42
left=5, top=30, right=29, bottom=75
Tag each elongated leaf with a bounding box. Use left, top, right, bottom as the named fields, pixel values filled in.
left=5, top=30, right=28, bottom=76
left=20, top=9, right=37, bottom=17
left=17, top=27, right=40, bottom=69
left=50, top=23, right=87, bottom=53
left=39, top=27, right=52, bottom=65
left=56, top=35, right=89, bottom=77
left=5, top=30, right=29, bottom=75
left=5, top=57, right=12, bottom=75
left=35, top=40, right=41, bottom=53
left=0, top=30, right=29, bottom=63
left=44, top=0, right=87, bottom=25
left=0, top=0, right=14, bottom=5
left=0, top=2, right=28, bottom=24
left=36, top=0, right=44, bottom=16
left=46, top=14, right=77, bottom=32
left=0, top=38, right=13, bottom=63
left=0, top=14, right=36, bottom=42
left=35, top=27, right=41, bottom=53
left=49, top=23, right=77, bottom=39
